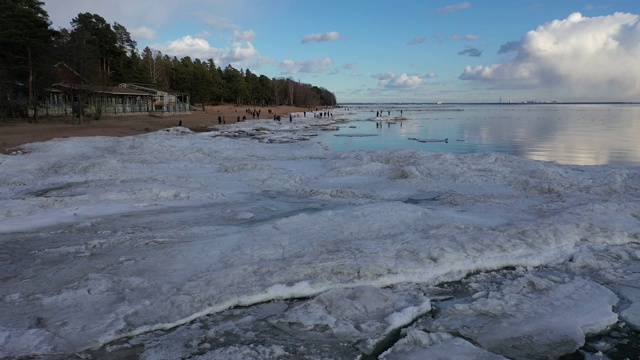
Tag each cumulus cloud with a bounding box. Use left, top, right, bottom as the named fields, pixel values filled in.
left=408, top=36, right=427, bottom=45
left=279, top=58, right=333, bottom=74
left=387, top=74, right=423, bottom=89
left=372, top=72, right=423, bottom=89
left=459, top=47, right=482, bottom=57
left=301, top=31, right=341, bottom=43
left=158, top=33, right=260, bottom=68
left=226, top=42, right=258, bottom=64
left=437, top=2, right=471, bottom=14
left=459, top=12, right=640, bottom=101
left=164, top=36, right=217, bottom=59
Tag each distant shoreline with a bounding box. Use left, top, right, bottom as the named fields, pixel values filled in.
left=0, top=104, right=315, bottom=153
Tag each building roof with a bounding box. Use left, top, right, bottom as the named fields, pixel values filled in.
left=53, top=84, right=152, bottom=96
left=120, top=83, right=189, bottom=96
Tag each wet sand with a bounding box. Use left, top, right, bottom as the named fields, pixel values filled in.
left=1, top=104, right=313, bottom=153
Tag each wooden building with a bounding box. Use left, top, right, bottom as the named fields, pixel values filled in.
left=36, top=62, right=190, bottom=118
left=42, top=83, right=190, bottom=118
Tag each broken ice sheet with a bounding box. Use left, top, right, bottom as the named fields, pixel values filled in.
left=428, top=275, right=618, bottom=359
left=269, top=285, right=431, bottom=355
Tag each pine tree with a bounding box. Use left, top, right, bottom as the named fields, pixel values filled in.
left=0, top=0, right=58, bottom=120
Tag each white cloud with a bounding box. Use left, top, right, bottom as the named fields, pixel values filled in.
left=301, top=31, right=342, bottom=43
left=164, top=36, right=216, bottom=59
left=372, top=72, right=422, bottom=89
left=279, top=58, right=333, bottom=74
left=437, top=2, right=471, bottom=14
left=226, top=42, right=259, bottom=64
left=279, top=60, right=295, bottom=73
left=158, top=34, right=260, bottom=68
left=460, top=12, right=640, bottom=101
left=387, top=73, right=423, bottom=89
left=130, top=26, right=156, bottom=40
left=232, top=30, right=256, bottom=42
left=351, top=71, right=362, bottom=77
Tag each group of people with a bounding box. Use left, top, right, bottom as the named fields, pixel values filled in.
left=314, top=111, right=333, bottom=118
left=246, top=108, right=262, bottom=119
left=212, top=106, right=336, bottom=125
left=215, top=112, right=251, bottom=124
left=272, top=114, right=294, bottom=123
left=217, top=115, right=250, bottom=124
left=376, top=110, right=403, bottom=117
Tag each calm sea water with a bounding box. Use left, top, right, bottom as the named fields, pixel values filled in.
left=320, top=104, right=640, bottom=166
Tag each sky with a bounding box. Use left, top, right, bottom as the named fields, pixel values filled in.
left=43, top=0, right=640, bottom=103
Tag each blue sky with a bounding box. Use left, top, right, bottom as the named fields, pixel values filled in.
left=44, top=0, right=640, bottom=103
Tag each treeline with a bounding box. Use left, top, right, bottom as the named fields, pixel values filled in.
left=0, top=0, right=336, bottom=119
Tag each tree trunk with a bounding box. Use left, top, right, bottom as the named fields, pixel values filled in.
left=78, top=89, right=84, bottom=125
left=27, top=46, right=38, bottom=122
left=289, top=81, right=294, bottom=106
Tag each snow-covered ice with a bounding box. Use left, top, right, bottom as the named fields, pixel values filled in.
left=380, top=331, right=507, bottom=359
left=1, top=111, right=639, bottom=359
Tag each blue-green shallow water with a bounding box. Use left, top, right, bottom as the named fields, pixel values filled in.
left=320, top=104, right=640, bottom=166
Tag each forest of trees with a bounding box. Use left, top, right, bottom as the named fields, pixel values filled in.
left=0, top=0, right=337, bottom=120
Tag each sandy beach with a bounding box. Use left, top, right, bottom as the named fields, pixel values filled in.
left=0, top=104, right=314, bottom=153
